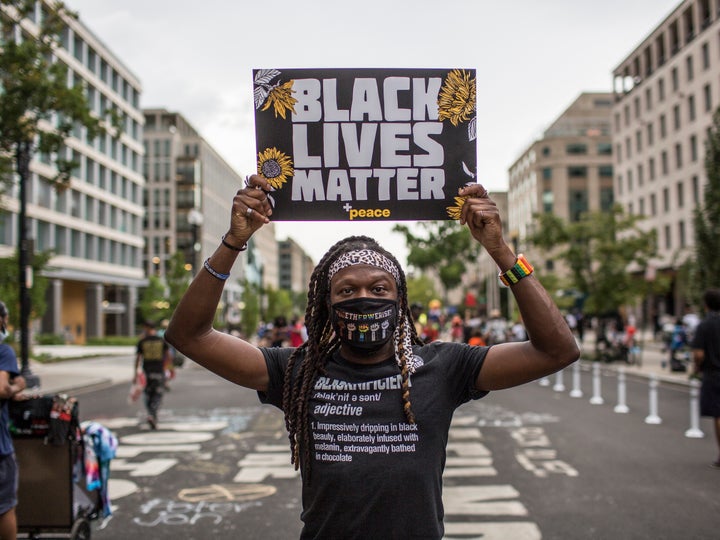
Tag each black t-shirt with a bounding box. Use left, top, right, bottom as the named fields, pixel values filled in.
left=136, top=335, right=168, bottom=375
left=259, top=341, right=489, bottom=540
left=691, top=312, right=720, bottom=373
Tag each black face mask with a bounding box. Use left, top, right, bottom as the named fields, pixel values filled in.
left=331, top=298, right=397, bottom=353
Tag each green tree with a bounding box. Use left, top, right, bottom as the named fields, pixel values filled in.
left=2, top=1, right=111, bottom=370
left=165, top=252, right=192, bottom=315
left=406, top=274, right=439, bottom=309
left=138, top=275, right=168, bottom=324
left=240, top=280, right=261, bottom=340
left=527, top=205, right=662, bottom=317
left=1, top=1, right=104, bottom=193
left=0, top=249, right=52, bottom=329
left=265, top=286, right=294, bottom=322
left=393, top=221, right=479, bottom=304
left=137, top=252, right=193, bottom=324
left=689, top=106, right=720, bottom=297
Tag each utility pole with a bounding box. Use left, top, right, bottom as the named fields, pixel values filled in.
left=17, top=139, right=40, bottom=387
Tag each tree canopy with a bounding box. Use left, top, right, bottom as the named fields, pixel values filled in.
left=690, top=106, right=720, bottom=296
left=1, top=0, right=105, bottom=194
left=527, top=205, right=662, bottom=316
left=392, top=221, right=479, bottom=303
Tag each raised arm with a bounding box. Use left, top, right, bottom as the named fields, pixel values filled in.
left=458, top=183, right=580, bottom=391
left=165, top=175, right=275, bottom=391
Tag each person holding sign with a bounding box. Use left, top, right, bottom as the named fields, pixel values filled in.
left=165, top=176, right=579, bottom=539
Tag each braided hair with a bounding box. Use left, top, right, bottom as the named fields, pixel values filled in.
left=281, top=236, right=424, bottom=474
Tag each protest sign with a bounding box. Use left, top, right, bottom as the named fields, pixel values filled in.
left=253, top=68, right=476, bottom=221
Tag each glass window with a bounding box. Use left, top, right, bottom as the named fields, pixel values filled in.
left=599, top=165, right=613, bottom=177
left=647, top=122, right=654, bottom=145
left=566, top=143, right=587, bottom=155
left=702, top=42, right=710, bottom=69
left=664, top=224, right=671, bottom=250
left=649, top=157, right=656, bottom=180
left=542, top=167, right=552, bottom=180
left=704, top=84, right=712, bottom=112
left=675, top=143, right=683, bottom=168
left=677, top=181, right=684, bottom=208
left=597, top=142, right=612, bottom=155
left=542, top=190, right=554, bottom=213
left=686, top=55, right=694, bottom=81
left=690, top=135, right=698, bottom=161
left=600, top=187, right=614, bottom=211
left=663, top=187, right=670, bottom=212
left=650, top=193, right=657, bottom=216
left=688, top=94, right=696, bottom=122
left=568, top=166, right=587, bottom=178
left=679, top=220, right=686, bottom=248
left=569, top=189, right=588, bottom=222
left=671, top=67, right=678, bottom=90
left=658, top=78, right=665, bottom=101
left=673, top=104, right=681, bottom=130
left=660, top=114, right=667, bottom=138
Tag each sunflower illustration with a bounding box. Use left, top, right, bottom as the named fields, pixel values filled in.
left=257, top=147, right=294, bottom=189
left=437, top=69, right=476, bottom=127
left=446, top=195, right=468, bottom=220
left=254, top=69, right=298, bottom=120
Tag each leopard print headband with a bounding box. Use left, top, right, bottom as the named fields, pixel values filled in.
left=327, top=249, right=401, bottom=283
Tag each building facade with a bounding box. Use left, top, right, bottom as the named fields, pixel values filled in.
left=142, top=108, right=275, bottom=325
left=0, top=2, right=146, bottom=342
left=612, top=0, right=719, bottom=317
left=508, top=92, right=615, bottom=277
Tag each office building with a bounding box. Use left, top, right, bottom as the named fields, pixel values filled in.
left=508, top=92, right=615, bottom=277
left=0, top=3, right=145, bottom=342
left=612, top=0, right=719, bottom=316
left=143, top=108, right=278, bottom=325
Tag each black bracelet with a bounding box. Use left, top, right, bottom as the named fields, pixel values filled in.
left=221, top=234, right=247, bottom=251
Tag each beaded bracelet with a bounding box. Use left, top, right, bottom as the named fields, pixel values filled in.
left=221, top=234, right=247, bottom=252
left=203, top=258, right=230, bottom=280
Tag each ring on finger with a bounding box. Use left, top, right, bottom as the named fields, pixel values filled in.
left=246, top=207, right=253, bottom=217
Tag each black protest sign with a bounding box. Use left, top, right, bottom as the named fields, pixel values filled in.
left=253, top=68, right=476, bottom=221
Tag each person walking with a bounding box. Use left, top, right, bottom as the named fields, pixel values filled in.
left=690, top=288, right=720, bottom=469
left=0, top=301, right=27, bottom=540
left=134, top=320, right=170, bottom=430
left=165, top=176, right=579, bottom=538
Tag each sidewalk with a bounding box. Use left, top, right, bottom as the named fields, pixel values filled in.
left=23, top=345, right=137, bottom=395
left=18, top=332, right=694, bottom=397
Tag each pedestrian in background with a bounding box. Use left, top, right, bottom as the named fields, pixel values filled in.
left=135, top=320, right=170, bottom=430
left=0, top=300, right=27, bottom=540
left=690, top=288, right=720, bottom=469
left=166, top=176, right=579, bottom=538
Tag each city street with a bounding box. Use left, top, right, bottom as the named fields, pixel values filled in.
left=21, top=360, right=718, bottom=540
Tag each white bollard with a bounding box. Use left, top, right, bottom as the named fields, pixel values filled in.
left=569, top=362, right=583, bottom=398
left=644, top=374, right=662, bottom=424
left=553, top=368, right=565, bottom=392
left=614, top=366, right=629, bottom=413
left=589, top=362, right=604, bottom=405
left=538, top=376, right=551, bottom=387
left=684, top=378, right=705, bottom=438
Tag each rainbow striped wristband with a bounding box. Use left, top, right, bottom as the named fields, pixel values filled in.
left=498, top=254, right=534, bottom=287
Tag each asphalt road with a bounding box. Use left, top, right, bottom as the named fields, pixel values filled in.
left=17, top=361, right=719, bottom=540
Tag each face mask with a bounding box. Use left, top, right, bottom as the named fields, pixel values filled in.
left=331, top=298, right=397, bottom=353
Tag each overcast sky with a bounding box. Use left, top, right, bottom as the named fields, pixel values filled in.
left=66, top=0, right=681, bottom=265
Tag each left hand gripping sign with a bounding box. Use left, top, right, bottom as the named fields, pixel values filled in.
left=253, top=68, right=477, bottom=222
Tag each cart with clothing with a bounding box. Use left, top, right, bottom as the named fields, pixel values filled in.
left=8, top=394, right=117, bottom=539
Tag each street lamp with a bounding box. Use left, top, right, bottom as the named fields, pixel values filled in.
left=187, top=208, right=204, bottom=276
left=17, top=140, right=40, bottom=387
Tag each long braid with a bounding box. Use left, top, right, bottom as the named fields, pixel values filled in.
left=281, top=236, right=422, bottom=477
